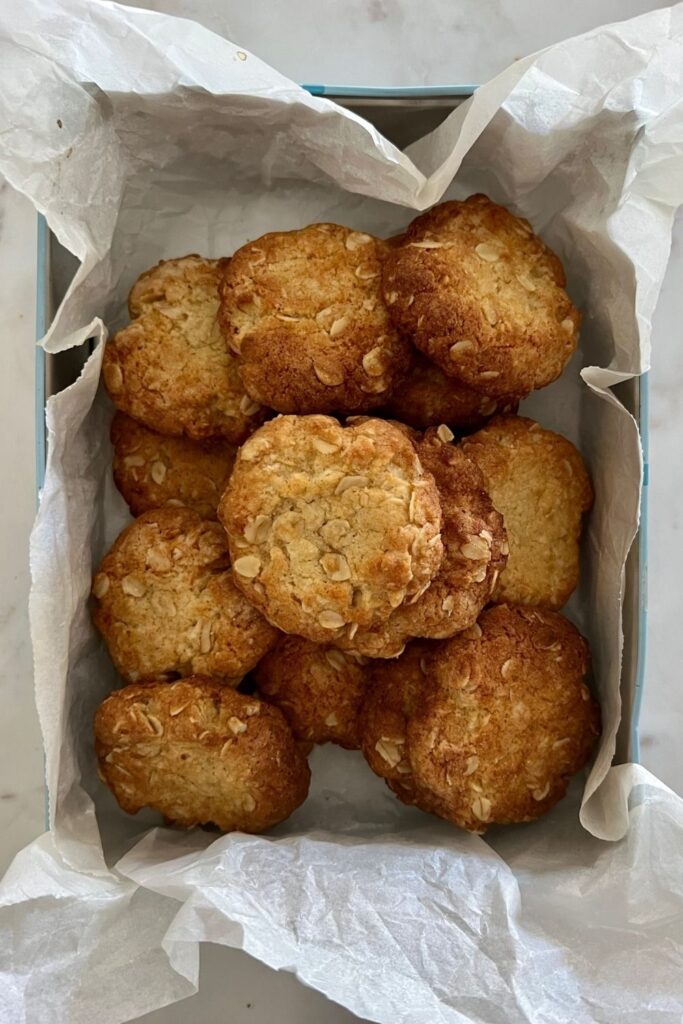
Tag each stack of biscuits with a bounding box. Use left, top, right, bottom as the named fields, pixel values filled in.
left=93, top=194, right=600, bottom=836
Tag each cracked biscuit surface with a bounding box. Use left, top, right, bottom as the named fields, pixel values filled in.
left=103, top=256, right=266, bottom=443
left=333, top=428, right=507, bottom=658
left=387, top=352, right=518, bottom=431
left=383, top=195, right=580, bottom=398
left=111, top=413, right=236, bottom=519
left=218, top=415, right=443, bottom=643
left=92, top=508, right=278, bottom=684
left=253, top=636, right=369, bottom=749
left=462, top=415, right=593, bottom=608
left=406, top=605, right=600, bottom=831
left=95, top=677, right=310, bottom=832
left=218, top=225, right=412, bottom=414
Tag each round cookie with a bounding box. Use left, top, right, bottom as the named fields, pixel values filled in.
left=218, top=225, right=412, bottom=414
left=95, top=677, right=310, bottom=832
left=333, top=427, right=507, bottom=658
left=111, top=412, right=236, bottom=519
left=218, top=415, right=443, bottom=643
left=92, top=508, right=278, bottom=685
left=103, top=256, right=267, bottom=443
left=253, top=636, right=369, bottom=749
left=387, top=353, right=518, bottom=431
left=462, top=415, right=593, bottom=608
left=406, top=605, right=600, bottom=832
left=383, top=194, right=580, bottom=398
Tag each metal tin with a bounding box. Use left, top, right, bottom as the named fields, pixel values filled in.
left=35, top=87, right=648, bottom=762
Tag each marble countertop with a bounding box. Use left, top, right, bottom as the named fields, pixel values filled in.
left=1, top=2, right=680, bottom=1021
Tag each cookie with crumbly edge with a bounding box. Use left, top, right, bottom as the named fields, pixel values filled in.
left=111, top=413, right=236, bottom=519
left=332, top=426, right=507, bottom=658
left=218, top=225, right=412, bottom=414
left=92, top=508, right=278, bottom=685
left=95, top=677, right=310, bottom=832
left=253, top=636, right=369, bottom=749
left=406, top=604, right=600, bottom=832
left=218, top=415, right=443, bottom=643
left=383, top=195, right=580, bottom=398
left=103, top=256, right=267, bottom=443
left=358, top=640, right=453, bottom=819
left=359, top=640, right=436, bottom=783
left=462, top=414, right=593, bottom=608
left=387, top=353, right=518, bottom=431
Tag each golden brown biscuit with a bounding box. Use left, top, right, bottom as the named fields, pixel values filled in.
left=383, top=195, right=580, bottom=398
left=462, top=415, right=593, bottom=608
left=253, top=636, right=369, bottom=749
left=406, top=605, right=600, bottom=831
left=92, top=508, right=278, bottom=685
left=95, top=677, right=310, bottom=832
left=387, top=353, right=518, bottom=431
left=111, top=413, right=236, bottom=519
left=218, top=415, right=443, bottom=643
left=218, top=225, right=412, bottom=414
left=358, top=640, right=436, bottom=782
left=103, top=256, right=267, bottom=443
left=333, top=428, right=507, bottom=658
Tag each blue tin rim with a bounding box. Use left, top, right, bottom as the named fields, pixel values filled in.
left=35, top=215, right=50, bottom=829
left=35, top=215, right=48, bottom=499
left=630, top=373, right=649, bottom=761
left=302, top=84, right=478, bottom=98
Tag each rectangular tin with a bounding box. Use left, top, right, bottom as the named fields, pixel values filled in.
left=35, top=87, right=648, bottom=764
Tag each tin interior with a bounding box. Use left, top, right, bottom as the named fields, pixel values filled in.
left=36, top=92, right=645, bottom=765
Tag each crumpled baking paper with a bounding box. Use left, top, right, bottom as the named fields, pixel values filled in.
left=1, top=1, right=683, bottom=1021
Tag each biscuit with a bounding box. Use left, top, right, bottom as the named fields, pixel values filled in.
left=218, top=225, right=412, bottom=414
left=218, top=415, right=443, bottom=643
left=359, top=640, right=436, bottom=783
left=462, top=415, right=593, bottom=608
left=253, top=636, right=369, bottom=749
left=333, top=428, right=507, bottom=658
left=387, top=353, right=518, bottom=431
left=406, top=605, right=600, bottom=831
left=95, top=677, right=310, bottom=832
left=111, top=413, right=236, bottom=519
left=102, top=256, right=267, bottom=443
left=383, top=195, right=580, bottom=398
left=92, top=508, right=278, bottom=684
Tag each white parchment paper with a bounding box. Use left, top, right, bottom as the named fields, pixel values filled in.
left=1, top=2, right=683, bottom=1021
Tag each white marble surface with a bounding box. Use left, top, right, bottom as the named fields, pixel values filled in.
left=1, top=1, right=681, bottom=1020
